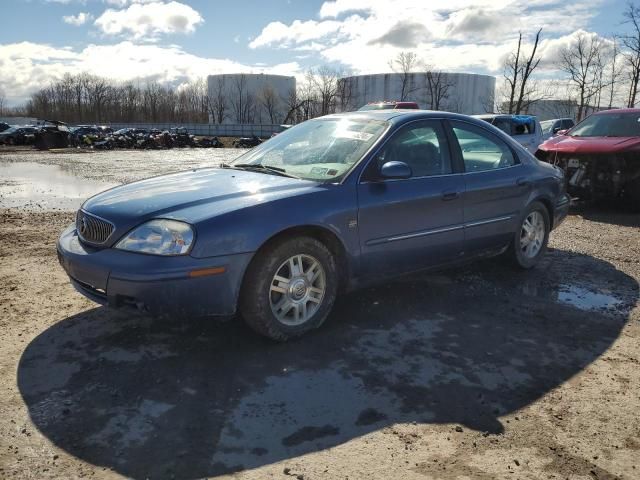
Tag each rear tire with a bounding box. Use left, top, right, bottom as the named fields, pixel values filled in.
left=239, top=236, right=338, bottom=341
left=506, top=201, right=550, bottom=269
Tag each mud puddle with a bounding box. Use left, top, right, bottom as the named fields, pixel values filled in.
left=0, top=161, right=119, bottom=210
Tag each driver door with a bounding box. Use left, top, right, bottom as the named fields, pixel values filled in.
left=356, top=120, right=465, bottom=278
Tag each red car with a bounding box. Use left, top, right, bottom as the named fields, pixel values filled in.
left=535, top=109, right=640, bottom=207
left=358, top=101, right=420, bottom=111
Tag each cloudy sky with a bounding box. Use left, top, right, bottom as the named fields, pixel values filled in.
left=0, top=0, right=629, bottom=106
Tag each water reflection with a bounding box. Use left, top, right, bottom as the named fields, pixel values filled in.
left=0, top=161, right=119, bottom=210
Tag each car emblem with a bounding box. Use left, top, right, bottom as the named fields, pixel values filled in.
left=79, top=216, right=88, bottom=235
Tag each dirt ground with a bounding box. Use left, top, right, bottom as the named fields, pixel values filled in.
left=0, top=154, right=639, bottom=479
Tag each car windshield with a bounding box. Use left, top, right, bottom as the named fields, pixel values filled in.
left=231, top=117, right=389, bottom=182
left=2, top=127, right=18, bottom=134
left=540, top=120, right=554, bottom=134
left=358, top=104, right=395, bottom=111
left=570, top=112, right=640, bottom=137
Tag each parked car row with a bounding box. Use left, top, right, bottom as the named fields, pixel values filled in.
left=0, top=121, right=229, bottom=150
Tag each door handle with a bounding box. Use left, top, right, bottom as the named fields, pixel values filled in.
left=516, top=177, right=531, bottom=187
left=441, top=190, right=460, bottom=201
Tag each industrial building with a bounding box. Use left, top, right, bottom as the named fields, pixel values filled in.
left=206, top=73, right=295, bottom=124
left=340, top=72, right=496, bottom=115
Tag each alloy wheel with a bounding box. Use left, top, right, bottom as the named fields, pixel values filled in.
left=520, top=211, right=545, bottom=259
left=269, top=254, right=326, bottom=326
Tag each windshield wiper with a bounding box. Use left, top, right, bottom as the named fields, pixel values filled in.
left=220, top=163, right=300, bottom=179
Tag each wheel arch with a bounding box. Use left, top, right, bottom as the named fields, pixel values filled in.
left=528, top=194, right=555, bottom=230
left=245, top=224, right=351, bottom=293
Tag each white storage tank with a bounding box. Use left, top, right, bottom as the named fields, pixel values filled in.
left=340, top=72, right=496, bottom=115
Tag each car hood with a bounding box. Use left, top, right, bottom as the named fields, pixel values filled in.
left=82, top=167, right=319, bottom=232
left=539, top=135, right=640, bottom=154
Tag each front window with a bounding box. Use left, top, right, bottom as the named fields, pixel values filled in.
left=569, top=112, right=640, bottom=137
left=367, top=121, right=451, bottom=179
left=231, top=117, right=389, bottom=182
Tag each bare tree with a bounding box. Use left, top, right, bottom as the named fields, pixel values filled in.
left=503, top=33, right=522, bottom=114
left=622, top=1, right=640, bottom=107
left=605, top=37, right=623, bottom=109
left=424, top=70, right=454, bottom=110
left=558, top=32, right=606, bottom=121
left=282, top=86, right=306, bottom=124
left=208, top=76, right=227, bottom=124
left=258, top=85, right=279, bottom=123
left=336, top=76, right=355, bottom=112
left=502, top=29, right=543, bottom=114
left=231, top=74, right=249, bottom=123
left=307, top=67, right=341, bottom=116
left=389, top=51, right=422, bottom=100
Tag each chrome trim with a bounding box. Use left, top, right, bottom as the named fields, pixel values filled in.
left=366, top=214, right=514, bottom=246
left=76, top=209, right=115, bottom=245
left=366, top=224, right=463, bottom=246
left=462, top=163, right=523, bottom=175
left=465, top=215, right=514, bottom=228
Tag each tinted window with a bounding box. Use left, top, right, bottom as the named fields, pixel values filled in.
left=369, top=121, right=451, bottom=178
left=451, top=122, right=516, bottom=172
left=561, top=119, right=575, bottom=129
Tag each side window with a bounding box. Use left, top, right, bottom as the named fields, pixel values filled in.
left=561, top=119, right=574, bottom=130
left=451, top=122, right=517, bottom=173
left=368, top=121, right=451, bottom=179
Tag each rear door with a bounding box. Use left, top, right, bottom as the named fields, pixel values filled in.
left=447, top=120, right=530, bottom=255
left=357, top=120, right=465, bottom=277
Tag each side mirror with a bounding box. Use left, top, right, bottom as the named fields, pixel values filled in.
left=380, top=161, right=412, bottom=180
left=556, top=129, right=568, bottom=136
left=552, top=126, right=561, bottom=134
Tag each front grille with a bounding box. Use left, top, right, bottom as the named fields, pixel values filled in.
left=76, top=210, right=114, bottom=245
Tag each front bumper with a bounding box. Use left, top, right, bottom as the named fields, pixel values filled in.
left=57, top=225, right=253, bottom=317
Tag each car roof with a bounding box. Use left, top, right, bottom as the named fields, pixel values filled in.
left=321, top=110, right=490, bottom=124
left=475, top=114, right=537, bottom=120
left=594, top=108, right=640, bottom=115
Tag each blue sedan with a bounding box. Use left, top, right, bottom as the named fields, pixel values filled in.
left=57, top=111, right=570, bottom=340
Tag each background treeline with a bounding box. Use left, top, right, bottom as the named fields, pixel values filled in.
left=20, top=73, right=210, bottom=124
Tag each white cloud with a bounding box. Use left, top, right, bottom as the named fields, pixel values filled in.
left=0, top=41, right=300, bottom=105
left=62, top=12, right=94, bottom=26
left=94, top=1, right=204, bottom=40
left=250, top=0, right=607, bottom=76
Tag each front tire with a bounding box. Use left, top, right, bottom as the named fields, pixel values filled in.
left=507, top=201, right=550, bottom=269
left=239, top=236, right=338, bottom=341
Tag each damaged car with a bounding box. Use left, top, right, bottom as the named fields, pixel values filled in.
left=535, top=109, right=640, bottom=207
left=34, top=120, right=71, bottom=150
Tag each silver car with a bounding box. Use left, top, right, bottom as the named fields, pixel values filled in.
left=540, top=118, right=575, bottom=142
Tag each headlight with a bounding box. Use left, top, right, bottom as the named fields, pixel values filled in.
left=115, top=219, right=194, bottom=255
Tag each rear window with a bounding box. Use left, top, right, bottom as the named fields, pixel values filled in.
left=481, top=117, right=536, bottom=136
left=358, top=104, right=396, bottom=111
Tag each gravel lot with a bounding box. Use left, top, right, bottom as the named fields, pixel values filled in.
left=0, top=149, right=638, bottom=479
